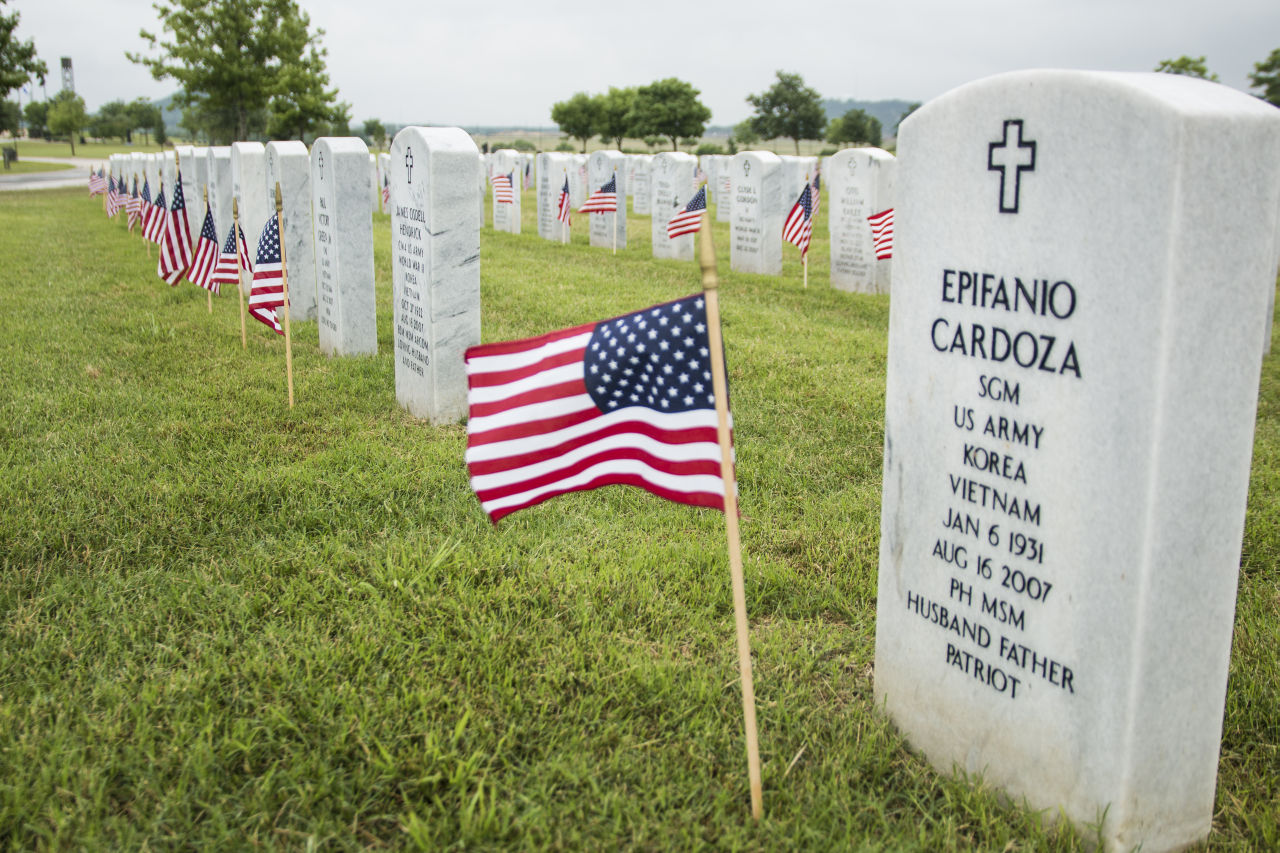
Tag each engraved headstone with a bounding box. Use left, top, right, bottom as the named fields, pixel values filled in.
left=489, top=148, right=521, bottom=234
left=650, top=152, right=697, bottom=261
left=205, top=147, right=232, bottom=239
left=174, top=145, right=201, bottom=238
left=390, top=126, right=482, bottom=423
left=631, top=155, right=652, bottom=215
left=829, top=147, right=897, bottom=294
left=145, top=153, right=161, bottom=200
left=588, top=149, right=626, bottom=249
left=875, top=70, right=1280, bottom=853
left=729, top=151, right=783, bottom=275
left=536, top=152, right=572, bottom=241
left=265, top=141, right=317, bottom=322
left=778, top=154, right=816, bottom=208
left=715, top=154, right=733, bottom=222
left=310, top=137, right=377, bottom=356
left=190, top=147, right=209, bottom=217
left=231, top=142, right=268, bottom=297
left=569, top=154, right=588, bottom=207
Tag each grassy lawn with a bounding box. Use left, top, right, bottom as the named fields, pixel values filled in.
left=0, top=159, right=74, bottom=175
left=14, top=139, right=168, bottom=159
left=0, top=187, right=1276, bottom=850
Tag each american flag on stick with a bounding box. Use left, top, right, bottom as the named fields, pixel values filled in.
left=210, top=224, right=243, bottom=292
left=666, top=185, right=707, bottom=240
left=157, top=175, right=194, bottom=285
left=106, top=176, right=123, bottom=217
left=578, top=174, right=617, bottom=214
left=187, top=205, right=222, bottom=294
left=248, top=214, right=285, bottom=334
left=810, top=171, right=821, bottom=219
left=868, top=208, right=894, bottom=260
left=126, top=179, right=144, bottom=231
left=144, top=187, right=167, bottom=243
left=382, top=175, right=390, bottom=207
left=88, top=168, right=106, bottom=196
left=782, top=183, right=814, bottom=257
left=556, top=175, right=572, bottom=225
left=492, top=172, right=515, bottom=204
left=465, top=293, right=727, bottom=523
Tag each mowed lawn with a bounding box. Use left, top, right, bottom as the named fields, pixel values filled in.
left=0, top=187, right=1277, bottom=850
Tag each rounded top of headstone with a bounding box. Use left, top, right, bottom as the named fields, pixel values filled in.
left=311, top=137, right=370, bottom=157
left=730, top=150, right=782, bottom=169
left=393, top=126, right=479, bottom=157
left=230, top=141, right=266, bottom=154
left=829, top=146, right=896, bottom=166
left=654, top=151, right=697, bottom=164
left=265, top=140, right=308, bottom=157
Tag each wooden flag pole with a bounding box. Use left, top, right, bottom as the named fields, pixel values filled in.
left=802, top=174, right=809, bottom=289
left=803, top=253, right=808, bottom=289
left=275, top=182, right=295, bottom=408
left=203, top=185, right=212, bottom=313
left=233, top=198, right=247, bottom=350
left=698, top=212, right=763, bottom=821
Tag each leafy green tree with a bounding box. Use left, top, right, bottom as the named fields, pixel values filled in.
left=1248, top=47, right=1280, bottom=107
left=731, top=119, right=759, bottom=148
left=895, top=102, right=921, bottom=134
left=627, top=78, right=711, bottom=151
left=89, top=99, right=135, bottom=142
left=0, top=98, right=18, bottom=135
left=746, top=71, right=826, bottom=154
left=47, top=90, right=86, bottom=154
left=826, top=108, right=881, bottom=147
left=595, top=86, right=636, bottom=149
left=0, top=0, right=46, bottom=98
left=127, top=98, right=162, bottom=145
left=129, top=0, right=347, bottom=143
left=1154, top=55, right=1218, bottom=81
left=23, top=98, right=46, bottom=138
left=362, top=117, right=386, bottom=147
left=550, top=92, right=598, bottom=153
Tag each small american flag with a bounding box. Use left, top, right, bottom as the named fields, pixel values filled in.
left=810, top=171, right=821, bottom=219
left=106, top=176, right=123, bottom=217
left=492, top=172, right=515, bottom=204
left=158, top=175, right=194, bottom=285
left=557, top=175, right=572, bottom=225
left=238, top=219, right=254, bottom=276
left=382, top=175, right=390, bottom=207
left=465, top=294, right=728, bottom=523
left=210, top=223, right=242, bottom=292
left=579, top=174, right=617, bottom=214
left=868, top=208, right=894, bottom=260
left=187, top=204, right=222, bottom=293
left=249, top=214, right=285, bottom=334
left=126, top=179, right=144, bottom=231
left=88, top=168, right=106, bottom=196
left=782, top=183, right=813, bottom=257
left=666, top=186, right=707, bottom=240
left=144, top=186, right=167, bottom=243
left=524, top=160, right=533, bottom=190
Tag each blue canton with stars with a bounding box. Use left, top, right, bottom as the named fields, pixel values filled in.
left=584, top=296, right=722, bottom=413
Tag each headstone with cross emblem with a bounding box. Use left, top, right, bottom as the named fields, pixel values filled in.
left=535, top=152, right=572, bottom=241
left=587, top=150, right=627, bottom=249
left=204, top=147, right=232, bottom=240
left=230, top=142, right=268, bottom=298
left=265, top=141, right=317, bottom=322
left=631, top=155, right=653, bottom=215
left=310, top=137, right=377, bottom=357
left=729, top=150, right=783, bottom=275
left=874, top=70, right=1280, bottom=852
left=778, top=154, right=817, bottom=212
left=389, top=126, right=482, bottom=423
left=489, top=148, right=522, bottom=235
left=828, top=147, right=897, bottom=294
left=650, top=151, right=697, bottom=261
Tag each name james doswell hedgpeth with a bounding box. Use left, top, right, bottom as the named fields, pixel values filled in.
left=931, top=270, right=1082, bottom=378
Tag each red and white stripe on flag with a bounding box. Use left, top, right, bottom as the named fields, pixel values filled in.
left=557, top=179, right=572, bottom=225
left=492, top=173, right=515, bottom=204
left=465, top=294, right=728, bottom=523
left=158, top=177, right=194, bottom=286
left=249, top=214, right=285, bottom=334
left=868, top=208, right=894, bottom=260
left=579, top=175, right=617, bottom=214
left=781, top=184, right=813, bottom=257
left=187, top=206, right=222, bottom=294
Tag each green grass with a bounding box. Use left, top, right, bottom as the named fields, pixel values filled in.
left=14, top=139, right=168, bottom=159
left=0, top=159, right=74, bottom=175
left=0, top=187, right=1276, bottom=850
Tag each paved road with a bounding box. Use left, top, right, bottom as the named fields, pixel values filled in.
left=0, top=156, right=99, bottom=191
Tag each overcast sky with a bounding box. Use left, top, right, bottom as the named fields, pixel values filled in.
left=12, top=0, right=1280, bottom=127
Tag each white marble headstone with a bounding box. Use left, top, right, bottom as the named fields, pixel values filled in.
left=828, top=147, right=897, bottom=294
left=729, top=151, right=783, bottom=275
left=631, top=155, right=653, bottom=215
left=311, top=137, right=377, bottom=357
left=205, top=147, right=232, bottom=240
left=174, top=145, right=200, bottom=239
left=569, top=154, right=588, bottom=207
left=650, top=152, right=697, bottom=261
left=875, top=70, right=1280, bottom=853
left=265, top=141, right=317, bottom=322
left=231, top=142, right=268, bottom=297
left=715, top=155, right=732, bottom=223
left=489, top=148, right=521, bottom=234
left=587, top=150, right=626, bottom=249
left=190, top=147, right=209, bottom=222
left=536, top=152, right=572, bottom=241
left=389, top=126, right=482, bottom=423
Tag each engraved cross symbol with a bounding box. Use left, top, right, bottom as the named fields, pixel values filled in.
left=743, top=161, right=751, bottom=177
left=987, top=119, right=1036, bottom=214
left=317, top=150, right=324, bottom=179
left=405, top=148, right=414, bottom=184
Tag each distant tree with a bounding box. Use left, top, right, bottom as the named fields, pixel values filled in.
left=362, top=117, right=386, bottom=147
left=0, top=98, right=19, bottom=135
left=895, top=102, right=921, bottom=134
left=695, top=143, right=725, bottom=155
left=1249, top=47, right=1280, bottom=107
left=746, top=71, right=826, bottom=154
left=731, top=119, right=759, bottom=148
left=554, top=140, right=574, bottom=152
left=827, top=108, right=881, bottom=147
left=23, top=98, right=46, bottom=138
left=127, top=98, right=161, bottom=144
left=47, top=90, right=86, bottom=154
left=550, top=91, right=598, bottom=152
left=0, top=0, right=46, bottom=98
left=129, top=0, right=347, bottom=143
left=642, top=135, right=662, bottom=151
left=89, top=99, right=135, bottom=142
left=594, top=86, right=637, bottom=149
left=627, top=78, right=711, bottom=151
left=1154, top=55, right=1218, bottom=81
left=154, top=114, right=167, bottom=146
